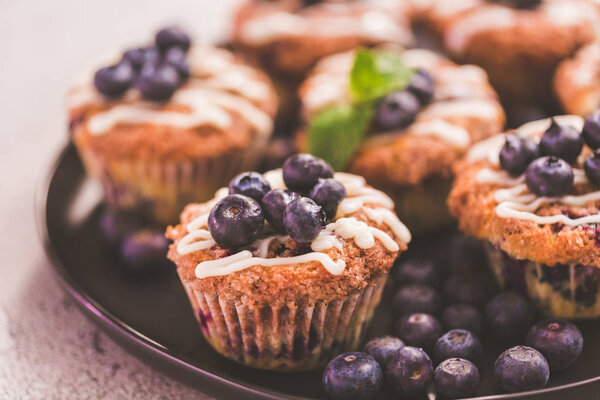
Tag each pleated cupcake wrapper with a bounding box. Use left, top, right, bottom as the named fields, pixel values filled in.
left=181, top=274, right=388, bottom=371
left=74, top=136, right=269, bottom=225
left=484, top=243, right=600, bottom=319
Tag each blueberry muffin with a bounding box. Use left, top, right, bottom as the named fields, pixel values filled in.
left=166, top=154, right=410, bottom=370
left=67, top=28, right=278, bottom=224
left=231, top=0, right=417, bottom=77
left=554, top=42, right=600, bottom=117
left=449, top=114, right=600, bottom=318
left=425, top=0, right=600, bottom=105
left=297, top=47, right=505, bottom=233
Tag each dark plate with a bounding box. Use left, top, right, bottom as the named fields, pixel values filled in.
left=40, top=145, right=600, bottom=400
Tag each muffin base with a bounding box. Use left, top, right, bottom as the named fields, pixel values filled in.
left=180, top=274, right=388, bottom=371
left=485, top=244, right=600, bottom=319
left=74, top=136, right=268, bottom=225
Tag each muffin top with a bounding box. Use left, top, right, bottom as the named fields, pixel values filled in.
left=449, top=115, right=600, bottom=268
left=426, top=0, right=600, bottom=58
left=67, top=29, right=278, bottom=162
left=166, top=154, right=410, bottom=305
left=554, top=42, right=600, bottom=117
left=231, top=0, right=415, bottom=74
left=298, top=47, right=505, bottom=186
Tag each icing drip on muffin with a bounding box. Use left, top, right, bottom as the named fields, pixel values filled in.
left=469, top=115, right=600, bottom=225
left=239, top=0, right=413, bottom=46
left=67, top=46, right=274, bottom=136
left=176, top=167, right=410, bottom=278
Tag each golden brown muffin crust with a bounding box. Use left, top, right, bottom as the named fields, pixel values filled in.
left=166, top=201, right=406, bottom=307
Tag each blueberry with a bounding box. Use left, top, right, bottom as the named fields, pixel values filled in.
left=434, top=329, right=483, bottom=366
left=386, top=346, right=434, bottom=396
left=261, top=189, right=300, bottom=234
left=499, top=135, right=540, bottom=176
left=282, top=153, right=334, bottom=194
left=155, top=27, right=191, bottom=52
left=583, top=111, right=600, bottom=149
left=363, top=336, right=405, bottom=367
left=539, top=119, right=583, bottom=164
left=525, top=156, right=574, bottom=197
left=393, top=313, right=442, bottom=351
left=283, top=197, right=325, bottom=243
left=434, top=358, right=480, bottom=398
left=164, top=46, right=190, bottom=80
left=375, top=90, right=421, bottom=131
left=122, top=46, right=160, bottom=71
left=120, top=228, right=171, bottom=273
left=494, top=345, right=549, bottom=393
left=526, top=319, right=583, bottom=371
left=308, top=178, right=346, bottom=221
left=484, top=292, right=534, bottom=340
left=99, top=208, right=142, bottom=248
left=135, top=62, right=181, bottom=101
left=323, top=352, right=383, bottom=400
left=394, top=258, right=439, bottom=287
left=208, top=194, right=264, bottom=248
left=229, top=172, right=271, bottom=202
left=443, top=271, right=497, bottom=306
left=94, top=62, right=135, bottom=97
left=584, top=150, right=600, bottom=186
left=393, top=284, right=442, bottom=316
left=441, top=304, right=484, bottom=336
left=407, top=69, right=434, bottom=105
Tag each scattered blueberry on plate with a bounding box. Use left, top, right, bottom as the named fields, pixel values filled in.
left=434, top=358, right=480, bottom=398
left=526, top=319, right=583, bottom=371
left=386, top=346, right=433, bottom=396
left=434, top=329, right=483, bottom=366
left=393, top=312, right=442, bottom=352
left=494, top=345, right=550, bottom=393
left=484, top=292, right=534, bottom=340
left=441, top=303, right=484, bottom=336
left=323, top=352, right=383, bottom=400
left=363, top=336, right=405, bottom=368
left=392, top=283, right=442, bottom=316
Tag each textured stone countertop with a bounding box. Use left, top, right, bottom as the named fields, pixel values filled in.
left=0, top=1, right=239, bottom=398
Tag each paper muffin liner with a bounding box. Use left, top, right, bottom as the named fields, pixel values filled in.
left=180, top=274, right=389, bottom=371
left=74, top=135, right=269, bottom=225
left=484, top=243, right=600, bottom=319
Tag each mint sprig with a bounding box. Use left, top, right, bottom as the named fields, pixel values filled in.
left=350, top=48, right=414, bottom=103
left=307, top=48, right=414, bottom=170
left=307, top=104, right=372, bottom=171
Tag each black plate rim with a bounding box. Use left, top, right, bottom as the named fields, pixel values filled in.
left=37, top=144, right=600, bottom=400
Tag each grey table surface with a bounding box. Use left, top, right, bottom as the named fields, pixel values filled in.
left=0, top=1, right=241, bottom=398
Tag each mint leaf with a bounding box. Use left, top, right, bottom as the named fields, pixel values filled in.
left=307, top=103, right=372, bottom=171
left=349, top=48, right=414, bottom=103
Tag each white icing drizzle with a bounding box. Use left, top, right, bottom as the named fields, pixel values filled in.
left=444, top=1, right=600, bottom=55
left=68, top=46, right=274, bottom=137
left=178, top=169, right=410, bottom=278
left=471, top=115, right=600, bottom=226
left=409, top=119, right=471, bottom=149
left=240, top=2, right=413, bottom=46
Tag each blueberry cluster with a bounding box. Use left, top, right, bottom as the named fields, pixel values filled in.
left=94, top=27, right=192, bottom=101
left=500, top=115, right=600, bottom=197
left=208, top=154, right=346, bottom=249
left=375, top=69, right=434, bottom=131
left=322, top=257, right=584, bottom=399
